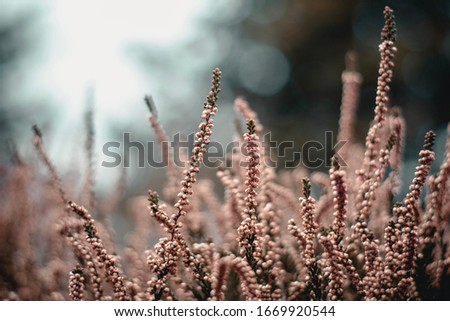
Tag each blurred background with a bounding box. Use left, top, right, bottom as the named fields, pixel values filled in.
left=1, top=0, right=449, bottom=198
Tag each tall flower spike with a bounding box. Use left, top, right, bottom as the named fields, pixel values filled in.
left=173, top=68, right=221, bottom=222
left=404, top=131, right=435, bottom=211
left=238, top=119, right=262, bottom=276
left=32, top=125, right=68, bottom=204
left=243, top=119, right=260, bottom=220
left=234, top=98, right=269, bottom=181
left=361, top=6, right=397, bottom=177
left=83, top=106, right=96, bottom=211
left=419, top=126, right=450, bottom=253
left=375, top=7, right=396, bottom=125
left=395, top=131, right=436, bottom=300
left=147, top=68, right=222, bottom=300
left=288, top=177, right=321, bottom=300
left=69, top=201, right=130, bottom=301
left=337, top=51, right=362, bottom=161
left=144, top=95, right=179, bottom=202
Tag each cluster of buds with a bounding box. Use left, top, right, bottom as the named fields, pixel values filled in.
left=148, top=190, right=173, bottom=231
left=60, top=220, right=103, bottom=300
left=69, top=201, right=130, bottom=301
left=69, top=265, right=85, bottom=301
left=147, top=238, right=179, bottom=300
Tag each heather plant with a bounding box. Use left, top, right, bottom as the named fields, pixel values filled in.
left=0, top=6, right=449, bottom=301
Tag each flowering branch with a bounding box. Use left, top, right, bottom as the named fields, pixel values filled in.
left=69, top=201, right=130, bottom=300
left=238, top=119, right=263, bottom=275
left=144, top=95, right=179, bottom=202
left=32, top=125, right=68, bottom=204
left=361, top=6, right=397, bottom=179
left=173, top=68, right=221, bottom=222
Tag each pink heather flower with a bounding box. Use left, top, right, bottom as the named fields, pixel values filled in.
left=173, top=68, right=221, bottom=222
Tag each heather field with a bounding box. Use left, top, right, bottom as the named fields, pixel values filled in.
left=1, top=3, right=449, bottom=301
